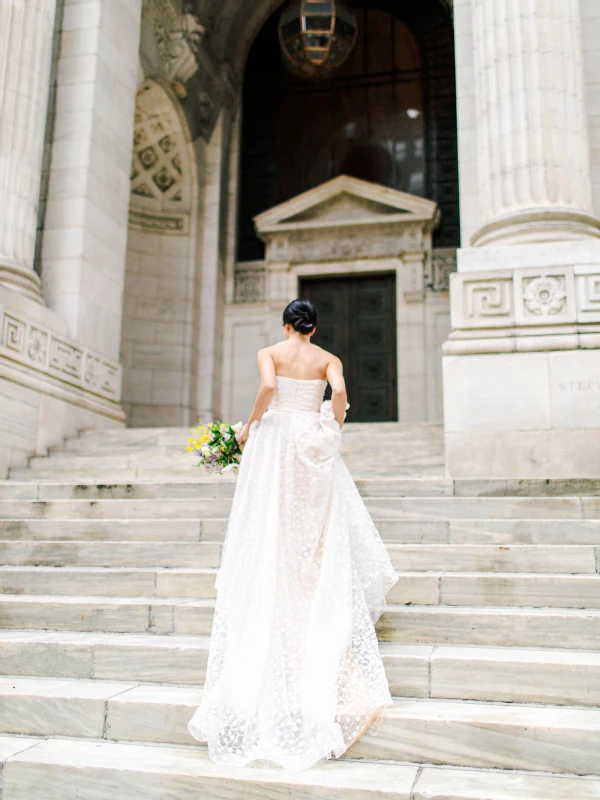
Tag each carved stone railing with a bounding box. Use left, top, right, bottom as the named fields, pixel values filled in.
left=233, top=262, right=266, bottom=304
left=0, top=306, right=122, bottom=404
left=446, top=266, right=600, bottom=354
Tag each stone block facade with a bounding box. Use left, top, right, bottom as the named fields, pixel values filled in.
left=1, top=0, right=600, bottom=476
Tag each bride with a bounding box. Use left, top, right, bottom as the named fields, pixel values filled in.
left=188, top=299, right=398, bottom=769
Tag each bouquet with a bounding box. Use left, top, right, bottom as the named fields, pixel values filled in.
left=187, top=421, right=243, bottom=474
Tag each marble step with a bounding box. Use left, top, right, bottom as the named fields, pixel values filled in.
left=4, top=596, right=600, bottom=647
left=173, top=600, right=600, bottom=648
left=375, top=604, right=600, bottom=649
left=2, top=677, right=600, bottom=774
left=11, top=464, right=447, bottom=480
left=5, top=738, right=600, bottom=800
left=19, top=454, right=446, bottom=477
left=410, top=767, right=600, bottom=800
left=2, top=566, right=600, bottom=608
left=1, top=540, right=596, bottom=571
left=0, top=481, right=239, bottom=500
left=0, top=478, right=455, bottom=500
left=385, top=543, right=598, bottom=573
left=4, top=517, right=600, bottom=545
left=445, top=518, right=600, bottom=545
left=1, top=496, right=597, bottom=521
left=0, top=541, right=222, bottom=567
left=4, top=477, right=600, bottom=499
left=0, top=498, right=235, bottom=520
left=2, top=631, right=599, bottom=706
left=0, top=595, right=212, bottom=634
left=0, top=566, right=218, bottom=599
left=1, top=737, right=422, bottom=800
left=0, top=518, right=207, bottom=542
left=350, top=696, right=600, bottom=774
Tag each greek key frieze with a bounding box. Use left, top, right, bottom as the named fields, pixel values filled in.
left=0, top=309, right=121, bottom=402
left=2, top=314, right=25, bottom=353
left=576, top=273, right=600, bottom=317
left=464, top=279, right=512, bottom=319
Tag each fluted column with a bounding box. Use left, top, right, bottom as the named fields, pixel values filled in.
left=471, top=0, right=600, bottom=247
left=0, top=0, right=57, bottom=299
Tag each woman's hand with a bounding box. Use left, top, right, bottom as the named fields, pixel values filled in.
left=236, top=423, right=250, bottom=448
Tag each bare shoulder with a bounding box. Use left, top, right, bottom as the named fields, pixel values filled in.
left=312, top=344, right=342, bottom=371
left=258, top=344, right=278, bottom=358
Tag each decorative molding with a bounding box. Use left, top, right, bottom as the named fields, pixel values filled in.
left=128, top=208, right=188, bottom=234
left=234, top=267, right=266, bottom=303
left=255, top=176, right=438, bottom=265
left=430, top=249, right=457, bottom=292
left=142, top=1, right=237, bottom=142
left=144, top=1, right=205, bottom=85
left=0, top=309, right=121, bottom=403
left=448, top=265, right=600, bottom=339
left=462, top=277, right=513, bottom=327
left=522, top=275, right=567, bottom=317
left=513, top=269, right=576, bottom=326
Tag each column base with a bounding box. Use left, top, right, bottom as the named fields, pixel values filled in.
left=443, top=349, right=600, bottom=478
left=0, top=263, right=43, bottom=303
left=471, top=208, right=600, bottom=248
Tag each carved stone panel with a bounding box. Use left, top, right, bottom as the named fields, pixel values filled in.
left=451, top=273, right=514, bottom=330
left=430, top=249, right=457, bottom=292
left=234, top=268, right=266, bottom=303
left=514, top=268, right=576, bottom=326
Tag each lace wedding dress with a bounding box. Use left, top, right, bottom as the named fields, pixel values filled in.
left=188, top=376, right=398, bottom=769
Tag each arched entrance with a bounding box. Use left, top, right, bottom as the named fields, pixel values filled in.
left=238, top=1, right=459, bottom=261
left=226, top=1, right=458, bottom=424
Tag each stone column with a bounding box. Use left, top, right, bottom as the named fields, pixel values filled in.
left=443, top=0, right=600, bottom=478
left=471, top=0, right=600, bottom=247
left=0, top=0, right=57, bottom=300
left=40, top=0, right=142, bottom=361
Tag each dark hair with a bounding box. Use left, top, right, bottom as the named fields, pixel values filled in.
left=283, top=299, right=317, bottom=335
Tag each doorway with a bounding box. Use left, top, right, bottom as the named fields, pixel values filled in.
left=301, top=274, right=397, bottom=422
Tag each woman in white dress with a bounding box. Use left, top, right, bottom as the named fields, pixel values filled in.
left=188, top=299, right=398, bottom=769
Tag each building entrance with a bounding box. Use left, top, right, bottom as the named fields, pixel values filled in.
left=301, top=274, right=397, bottom=422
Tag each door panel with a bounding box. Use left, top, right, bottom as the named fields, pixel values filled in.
left=301, top=274, right=397, bottom=422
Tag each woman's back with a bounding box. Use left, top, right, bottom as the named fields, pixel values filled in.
left=266, top=339, right=334, bottom=382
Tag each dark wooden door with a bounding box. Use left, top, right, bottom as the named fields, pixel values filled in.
left=301, top=274, right=397, bottom=422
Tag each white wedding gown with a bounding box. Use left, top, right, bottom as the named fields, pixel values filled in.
left=188, top=376, right=398, bottom=769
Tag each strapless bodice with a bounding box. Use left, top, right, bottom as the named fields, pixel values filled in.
left=268, top=376, right=327, bottom=414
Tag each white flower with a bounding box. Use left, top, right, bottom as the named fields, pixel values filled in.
left=222, top=463, right=237, bottom=473
left=222, top=432, right=231, bottom=441
left=200, top=446, right=210, bottom=458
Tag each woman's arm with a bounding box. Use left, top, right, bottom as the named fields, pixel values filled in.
left=326, top=356, right=347, bottom=428
left=236, top=349, right=277, bottom=446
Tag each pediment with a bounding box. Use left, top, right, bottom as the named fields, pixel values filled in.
left=254, top=175, right=438, bottom=235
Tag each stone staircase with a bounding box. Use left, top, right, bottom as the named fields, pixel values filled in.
left=1, top=424, right=600, bottom=799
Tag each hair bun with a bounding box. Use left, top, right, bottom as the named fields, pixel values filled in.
left=282, top=299, right=318, bottom=334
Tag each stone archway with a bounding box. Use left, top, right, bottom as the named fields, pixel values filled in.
left=121, top=79, right=199, bottom=427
